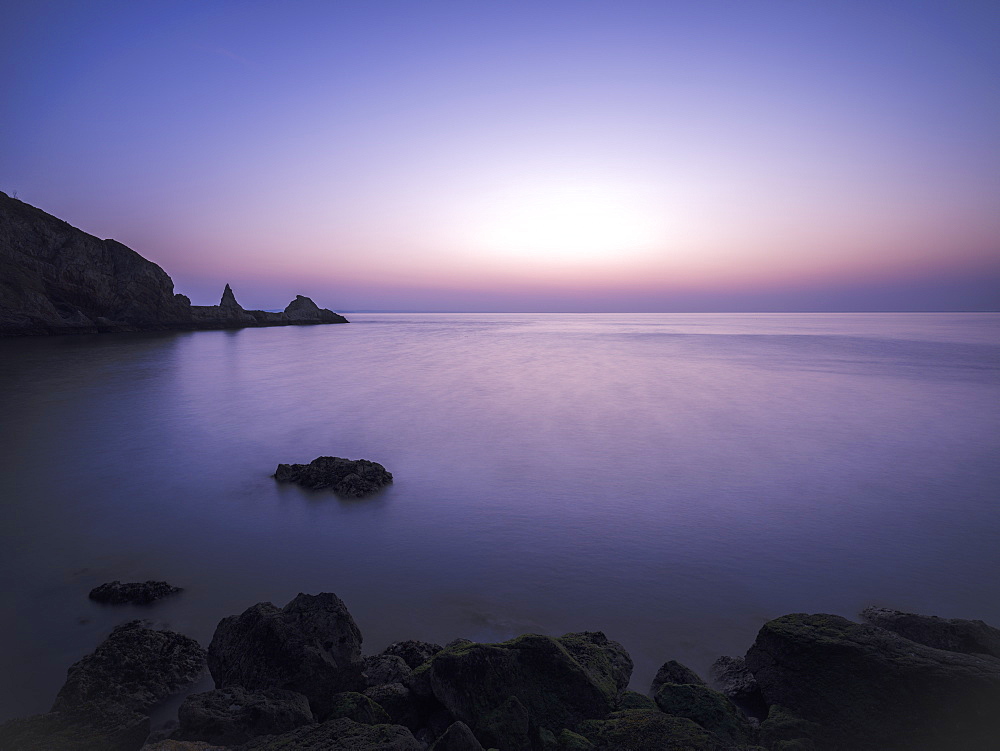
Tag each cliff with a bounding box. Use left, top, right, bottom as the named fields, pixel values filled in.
left=0, top=191, right=347, bottom=336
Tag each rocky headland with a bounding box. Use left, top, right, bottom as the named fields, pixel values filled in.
left=2, top=595, right=998, bottom=751
left=0, top=191, right=347, bottom=336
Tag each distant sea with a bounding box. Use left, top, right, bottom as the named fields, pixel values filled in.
left=1, top=313, right=998, bottom=722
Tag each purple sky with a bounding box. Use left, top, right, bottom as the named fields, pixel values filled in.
left=3, top=1, right=998, bottom=311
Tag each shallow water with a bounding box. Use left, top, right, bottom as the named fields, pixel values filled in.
left=1, top=312, right=998, bottom=721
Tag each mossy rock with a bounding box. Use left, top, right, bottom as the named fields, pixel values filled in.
left=758, top=705, right=819, bottom=750
left=423, top=632, right=631, bottom=749
left=324, top=691, right=391, bottom=725
left=578, top=709, right=727, bottom=750
left=555, top=728, right=595, bottom=749
left=618, top=690, right=656, bottom=710
left=654, top=683, right=754, bottom=745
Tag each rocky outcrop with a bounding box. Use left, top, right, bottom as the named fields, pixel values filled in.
left=89, top=580, right=182, bottom=605
left=0, top=192, right=348, bottom=336
left=745, top=612, right=1000, bottom=750
left=0, top=621, right=206, bottom=751
left=274, top=456, right=393, bottom=497
left=174, top=687, right=313, bottom=745
left=207, top=592, right=365, bottom=718
left=710, top=655, right=766, bottom=717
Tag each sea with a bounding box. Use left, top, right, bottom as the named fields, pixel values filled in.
left=1, top=312, right=998, bottom=722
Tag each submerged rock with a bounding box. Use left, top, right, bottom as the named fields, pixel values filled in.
left=207, top=592, right=364, bottom=718
left=745, top=612, right=1000, bottom=750
left=274, top=456, right=393, bottom=497
left=54, top=620, right=206, bottom=714
left=88, top=580, right=182, bottom=605
left=174, top=687, right=313, bottom=745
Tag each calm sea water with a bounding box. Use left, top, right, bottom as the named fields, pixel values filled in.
left=1, top=313, right=998, bottom=722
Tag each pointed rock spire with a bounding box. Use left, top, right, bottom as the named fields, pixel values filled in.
left=220, top=283, right=242, bottom=309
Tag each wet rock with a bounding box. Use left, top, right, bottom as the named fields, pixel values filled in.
left=324, top=691, right=391, bottom=724
left=429, top=720, right=484, bottom=751
left=364, top=654, right=413, bottom=686
left=649, top=659, right=705, bottom=694
left=382, top=640, right=444, bottom=670
left=54, top=620, right=206, bottom=714
left=710, top=655, right=766, bottom=716
left=174, top=687, right=313, bottom=745
left=238, top=716, right=422, bottom=750
left=860, top=606, right=1000, bottom=658
left=745, top=612, right=1000, bottom=750
left=207, top=592, right=364, bottom=718
left=89, top=580, right=182, bottom=605
left=577, top=709, right=728, bottom=751
left=421, top=631, right=631, bottom=749
left=0, top=702, right=150, bottom=751
left=274, top=456, right=393, bottom=497
left=652, top=682, right=755, bottom=746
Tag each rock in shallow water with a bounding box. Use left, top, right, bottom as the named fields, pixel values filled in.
left=207, top=592, right=365, bottom=718
left=89, top=580, right=182, bottom=605
left=274, top=456, right=393, bottom=497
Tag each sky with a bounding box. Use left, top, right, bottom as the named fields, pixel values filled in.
left=2, top=0, right=998, bottom=311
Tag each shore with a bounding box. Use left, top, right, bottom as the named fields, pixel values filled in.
left=2, top=590, right=998, bottom=751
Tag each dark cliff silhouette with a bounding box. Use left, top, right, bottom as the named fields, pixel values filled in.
left=0, top=191, right=347, bottom=336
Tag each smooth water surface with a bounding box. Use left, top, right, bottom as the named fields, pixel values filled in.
left=1, top=313, right=998, bottom=721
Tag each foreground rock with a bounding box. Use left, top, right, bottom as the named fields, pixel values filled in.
left=274, top=456, right=393, bottom=497
left=0, top=621, right=205, bottom=751
left=89, top=580, right=183, bottom=605
left=54, top=621, right=206, bottom=713
left=0, top=191, right=348, bottom=336
left=208, top=592, right=365, bottom=718
left=238, top=717, right=422, bottom=750
left=174, top=687, right=313, bottom=745
left=860, top=605, right=1000, bottom=658
left=746, top=612, right=1000, bottom=750
left=420, top=631, right=632, bottom=749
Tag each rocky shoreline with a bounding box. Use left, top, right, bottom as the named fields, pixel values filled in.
left=0, top=191, right=347, bottom=336
left=2, top=594, right=998, bottom=751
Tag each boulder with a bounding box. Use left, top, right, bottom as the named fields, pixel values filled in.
left=860, top=606, right=1000, bottom=658
left=757, top=704, right=820, bottom=751
left=617, top=691, right=656, bottom=711
left=362, top=683, right=427, bottom=731
left=710, top=655, right=766, bottom=716
left=745, top=612, right=1000, bottom=750
left=238, top=716, right=422, bottom=750
left=89, top=580, right=182, bottom=605
left=382, top=640, right=444, bottom=670
left=429, top=720, right=484, bottom=751
left=421, top=632, right=631, bottom=749
left=649, top=660, right=705, bottom=694
left=652, top=682, right=755, bottom=746
left=284, top=295, right=348, bottom=323
left=54, top=620, right=206, bottom=714
left=364, top=654, right=413, bottom=686
left=174, top=687, right=313, bottom=745
left=324, top=692, right=391, bottom=724
left=207, top=592, right=364, bottom=718
left=0, top=702, right=150, bottom=751
left=273, top=456, right=393, bottom=497
left=577, top=709, right=728, bottom=751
